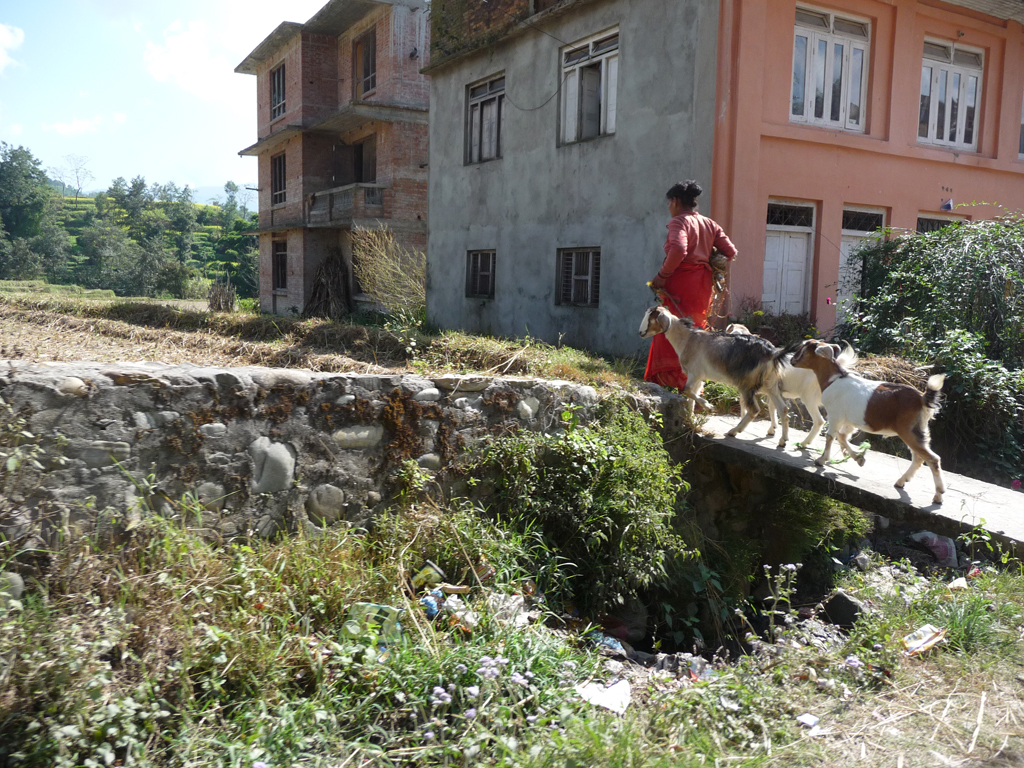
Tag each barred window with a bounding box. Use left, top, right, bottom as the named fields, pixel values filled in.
left=465, top=251, right=496, bottom=298
left=917, top=216, right=962, bottom=234
left=272, top=240, right=287, bottom=291
left=271, top=153, right=286, bottom=206
left=270, top=63, right=286, bottom=120
left=842, top=209, right=884, bottom=232
left=557, top=249, right=601, bottom=307
left=766, top=203, right=814, bottom=228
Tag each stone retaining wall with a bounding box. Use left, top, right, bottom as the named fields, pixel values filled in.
left=0, top=360, right=643, bottom=547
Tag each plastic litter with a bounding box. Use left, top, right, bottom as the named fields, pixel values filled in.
left=441, top=593, right=480, bottom=631
left=473, top=563, right=496, bottom=585
left=948, top=577, right=969, bottom=591
left=796, top=713, right=820, bottom=728
left=575, top=679, right=631, bottom=714
left=419, top=587, right=446, bottom=620
left=901, top=624, right=947, bottom=655
left=908, top=531, right=959, bottom=568
left=411, top=560, right=446, bottom=590
left=485, top=592, right=530, bottom=627
left=342, top=603, right=403, bottom=642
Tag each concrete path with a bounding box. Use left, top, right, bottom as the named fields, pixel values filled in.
left=696, top=414, right=1024, bottom=550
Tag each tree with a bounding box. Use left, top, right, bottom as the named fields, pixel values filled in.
left=221, top=181, right=240, bottom=228
left=0, top=143, right=52, bottom=240
left=168, top=186, right=198, bottom=263
left=31, top=217, right=71, bottom=281
left=64, top=154, right=94, bottom=204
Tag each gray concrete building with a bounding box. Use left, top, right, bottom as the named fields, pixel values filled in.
left=423, top=0, right=720, bottom=357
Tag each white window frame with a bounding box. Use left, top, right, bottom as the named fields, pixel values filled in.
left=841, top=205, right=886, bottom=237
left=467, top=74, right=505, bottom=164
left=790, top=7, right=869, bottom=132
left=560, top=29, right=618, bottom=145
left=918, top=40, right=983, bottom=152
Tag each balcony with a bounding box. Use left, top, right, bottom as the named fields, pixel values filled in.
left=305, top=183, right=387, bottom=227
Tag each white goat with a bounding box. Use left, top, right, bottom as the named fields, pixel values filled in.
left=791, top=339, right=946, bottom=504
left=640, top=307, right=791, bottom=447
left=726, top=324, right=856, bottom=448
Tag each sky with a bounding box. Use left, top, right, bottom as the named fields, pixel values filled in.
left=0, top=0, right=327, bottom=202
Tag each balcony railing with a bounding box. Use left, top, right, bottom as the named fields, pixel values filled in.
left=305, top=183, right=387, bottom=226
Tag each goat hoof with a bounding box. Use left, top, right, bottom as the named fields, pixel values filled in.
left=933, top=494, right=943, bottom=504
left=726, top=429, right=739, bottom=437
left=894, top=480, right=905, bottom=489
left=855, top=456, right=866, bottom=467
left=814, top=458, right=826, bottom=467
left=766, top=428, right=776, bottom=437
left=776, top=440, right=787, bottom=450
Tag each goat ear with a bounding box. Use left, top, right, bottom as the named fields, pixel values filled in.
left=829, top=344, right=841, bottom=357
left=814, top=344, right=836, bottom=361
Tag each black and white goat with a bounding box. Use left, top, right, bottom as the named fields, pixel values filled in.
left=639, top=306, right=790, bottom=447
left=726, top=323, right=856, bottom=449
left=791, top=339, right=946, bottom=504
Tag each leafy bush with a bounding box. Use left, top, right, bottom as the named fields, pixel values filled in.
left=844, top=217, right=1024, bottom=482
left=848, top=215, right=1024, bottom=369
left=470, top=403, right=692, bottom=617
left=731, top=298, right=819, bottom=347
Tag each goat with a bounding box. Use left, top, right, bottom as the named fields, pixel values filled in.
left=725, top=323, right=856, bottom=449
left=791, top=339, right=946, bottom=504
left=639, top=306, right=791, bottom=447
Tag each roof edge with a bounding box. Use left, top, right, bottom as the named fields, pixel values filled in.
left=235, top=21, right=304, bottom=75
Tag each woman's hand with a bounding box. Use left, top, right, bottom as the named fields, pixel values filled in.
left=650, top=275, right=666, bottom=290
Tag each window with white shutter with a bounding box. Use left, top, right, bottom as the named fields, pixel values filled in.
left=467, top=75, right=505, bottom=164
left=918, top=41, right=982, bottom=151
left=560, top=30, right=618, bottom=144
left=791, top=7, right=869, bottom=132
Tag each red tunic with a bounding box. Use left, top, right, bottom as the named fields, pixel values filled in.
left=644, top=212, right=737, bottom=390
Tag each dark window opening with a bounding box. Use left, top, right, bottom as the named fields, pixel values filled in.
left=466, top=251, right=496, bottom=298
left=354, top=29, right=377, bottom=99
left=354, top=135, right=377, bottom=183
left=271, top=63, right=286, bottom=120
left=766, top=203, right=814, bottom=228
left=557, top=249, right=601, bottom=307
left=467, top=75, right=505, bottom=163
left=917, top=217, right=960, bottom=234
left=271, top=153, right=286, bottom=206
left=272, top=240, right=287, bottom=291
left=842, top=210, right=884, bottom=232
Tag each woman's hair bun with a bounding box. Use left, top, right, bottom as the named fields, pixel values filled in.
left=667, top=180, right=703, bottom=204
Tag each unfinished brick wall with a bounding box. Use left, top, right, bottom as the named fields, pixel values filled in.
left=431, top=0, right=529, bottom=62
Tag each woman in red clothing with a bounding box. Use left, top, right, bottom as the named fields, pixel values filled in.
left=644, top=180, right=738, bottom=391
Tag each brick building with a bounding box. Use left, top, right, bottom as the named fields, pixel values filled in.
left=236, top=0, right=430, bottom=315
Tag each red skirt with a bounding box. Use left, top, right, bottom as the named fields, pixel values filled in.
left=644, top=262, right=713, bottom=391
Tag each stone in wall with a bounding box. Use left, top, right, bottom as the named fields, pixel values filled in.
left=0, top=360, right=634, bottom=546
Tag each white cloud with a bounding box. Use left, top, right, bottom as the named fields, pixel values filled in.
left=8, top=123, right=22, bottom=136
left=0, top=24, right=25, bottom=75
left=42, top=115, right=103, bottom=135
left=113, top=112, right=127, bottom=124
left=144, top=20, right=238, bottom=104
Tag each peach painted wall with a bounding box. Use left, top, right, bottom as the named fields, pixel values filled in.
left=712, top=0, right=1024, bottom=333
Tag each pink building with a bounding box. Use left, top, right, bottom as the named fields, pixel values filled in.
left=711, top=0, right=1024, bottom=332
left=236, top=0, right=430, bottom=315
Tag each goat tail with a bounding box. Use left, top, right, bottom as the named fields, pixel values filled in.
left=837, top=343, right=858, bottom=369
left=923, top=373, right=945, bottom=416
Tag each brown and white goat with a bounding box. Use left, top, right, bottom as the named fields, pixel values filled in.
left=639, top=306, right=791, bottom=446
left=791, top=339, right=946, bottom=504
left=726, top=323, right=856, bottom=448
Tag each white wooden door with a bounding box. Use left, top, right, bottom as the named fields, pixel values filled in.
left=763, top=231, right=810, bottom=314
left=837, top=234, right=864, bottom=324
